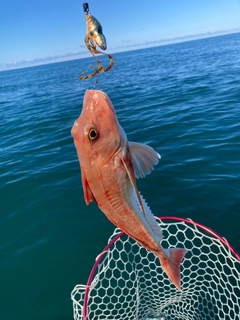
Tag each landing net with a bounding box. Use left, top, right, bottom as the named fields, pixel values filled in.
left=71, top=217, right=240, bottom=320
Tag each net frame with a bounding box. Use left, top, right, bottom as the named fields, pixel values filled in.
left=71, top=216, right=240, bottom=320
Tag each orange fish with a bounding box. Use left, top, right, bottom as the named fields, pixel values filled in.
left=71, top=90, right=187, bottom=290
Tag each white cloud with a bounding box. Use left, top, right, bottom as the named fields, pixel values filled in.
left=0, top=50, right=89, bottom=71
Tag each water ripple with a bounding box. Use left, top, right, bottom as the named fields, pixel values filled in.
left=0, top=33, right=240, bottom=320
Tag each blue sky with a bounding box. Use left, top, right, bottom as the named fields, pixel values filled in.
left=1, top=0, right=240, bottom=71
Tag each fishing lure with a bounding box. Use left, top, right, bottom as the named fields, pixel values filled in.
left=79, top=3, right=114, bottom=80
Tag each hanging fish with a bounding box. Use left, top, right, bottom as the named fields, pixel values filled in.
left=71, top=90, right=188, bottom=290
left=79, top=3, right=114, bottom=80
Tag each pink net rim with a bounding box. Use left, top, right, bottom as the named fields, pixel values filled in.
left=82, top=216, right=240, bottom=319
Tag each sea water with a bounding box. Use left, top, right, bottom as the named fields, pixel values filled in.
left=0, top=33, right=240, bottom=320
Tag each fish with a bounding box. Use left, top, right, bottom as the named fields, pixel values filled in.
left=85, top=14, right=107, bottom=51
left=71, top=90, right=187, bottom=290
left=83, top=2, right=107, bottom=50
left=79, top=3, right=114, bottom=80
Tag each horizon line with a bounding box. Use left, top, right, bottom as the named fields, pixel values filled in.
left=1, top=29, right=240, bottom=72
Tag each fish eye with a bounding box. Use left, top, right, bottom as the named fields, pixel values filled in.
left=98, top=27, right=102, bottom=34
left=88, top=128, right=98, bottom=141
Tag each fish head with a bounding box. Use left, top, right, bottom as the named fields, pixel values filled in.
left=71, top=90, right=124, bottom=168
left=88, top=16, right=107, bottom=50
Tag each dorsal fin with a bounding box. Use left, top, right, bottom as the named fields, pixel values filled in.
left=140, top=194, right=163, bottom=242
left=129, top=142, right=160, bottom=179
left=130, top=189, right=163, bottom=243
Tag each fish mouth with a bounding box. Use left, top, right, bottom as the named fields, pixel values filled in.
left=96, top=35, right=107, bottom=50
left=84, top=90, right=116, bottom=116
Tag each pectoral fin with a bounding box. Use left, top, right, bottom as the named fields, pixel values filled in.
left=81, top=169, right=96, bottom=205
left=129, top=142, right=160, bottom=178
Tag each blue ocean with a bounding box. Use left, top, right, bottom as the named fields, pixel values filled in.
left=1, top=33, right=240, bottom=320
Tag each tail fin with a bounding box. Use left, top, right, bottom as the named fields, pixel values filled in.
left=159, top=248, right=188, bottom=291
